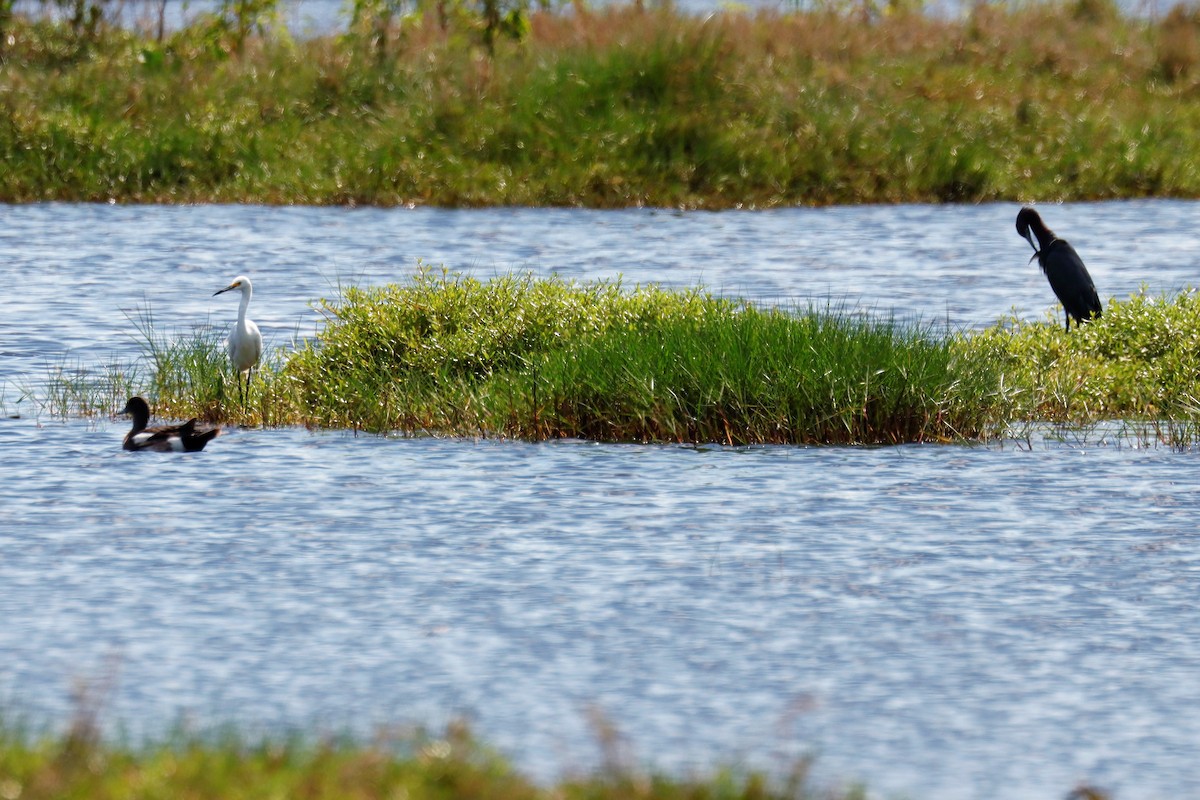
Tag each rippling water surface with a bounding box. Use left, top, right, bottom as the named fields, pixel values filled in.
left=3, top=202, right=1200, bottom=800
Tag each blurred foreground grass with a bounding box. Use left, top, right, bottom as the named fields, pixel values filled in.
left=0, top=715, right=1118, bottom=800
left=0, top=719, right=847, bottom=800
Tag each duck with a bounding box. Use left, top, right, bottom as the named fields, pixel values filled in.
left=119, top=396, right=219, bottom=452
left=213, top=275, right=263, bottom=403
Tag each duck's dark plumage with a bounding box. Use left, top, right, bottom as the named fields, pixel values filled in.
left=1015, top=207, right=1102, bottom=331
left=119, top=396, right=219, bottom=452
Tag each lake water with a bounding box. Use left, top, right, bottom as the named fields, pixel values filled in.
left=3, top=201, right=1200, bottom=799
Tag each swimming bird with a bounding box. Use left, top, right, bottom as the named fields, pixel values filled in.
left=119, top=396, right=219, bottom=452
left=1015, top=206, right=1102, bottom=331
left=213, top=275, right=263, bottom=403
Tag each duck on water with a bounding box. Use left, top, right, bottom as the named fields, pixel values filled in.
left=119, top=396, right=219, bottom=452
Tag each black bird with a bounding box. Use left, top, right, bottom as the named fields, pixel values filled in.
left=1015, top=206, right=1102, bottom=331
left=119, top=396, right=219, bottom=452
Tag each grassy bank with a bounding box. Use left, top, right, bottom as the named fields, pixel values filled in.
left=4, top=0, right=1200, bottom=207
left=957, top=288, right=1200, bottom=420
left=128, top=268, right=1000, bottom=444
left=18, top=268, right=1190, bottom=443
left=26, top=270, right=1198, bottom=445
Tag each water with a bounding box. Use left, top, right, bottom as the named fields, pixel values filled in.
left=4, top=201, right=1200, bottom=799
left=4, top=200, right=1198, bottom=380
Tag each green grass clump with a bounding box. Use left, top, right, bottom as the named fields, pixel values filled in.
left=60, top=268, right=987, bottom=445
left=25, top=275, right=1200, bottom=446
left=0, top=718, right=869, bottom=800
left=269, top=269, right=990, bottom=443
left=955, top=288, right=1200, bottom=422
left=280, top=267, right=745, bottom=432
left=6, top=2, right=1200, bottom=206
left=490, top=307, right=994, bottom=444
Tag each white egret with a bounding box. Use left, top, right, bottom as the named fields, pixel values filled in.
left=213, top=275, right=263, bottom=403
left=119, top=396, right=219, bottom=452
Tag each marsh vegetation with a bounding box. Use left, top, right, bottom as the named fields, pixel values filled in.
left=20, top=270, right=1200, bottom=445
left=5, top=0, right=1200, bottom=206
left=103, top=269, right=1001, bottom=443
left=0, top=718, right=870, bottom=800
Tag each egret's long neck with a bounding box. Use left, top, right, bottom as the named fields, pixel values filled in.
left=238, top=286, right=252, bottom=326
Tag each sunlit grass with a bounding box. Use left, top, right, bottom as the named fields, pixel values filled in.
left=25, top=359, right=139, bottom=421
left=955, top=288, right=1200, bottom=422
left=3, top=2, right=1200, bottom=206
left=0, top=712, right=881, bottom=800
left=0, top=707, right=1114, bottom=800
left=0, top=722, right=538, bottom=800
left=281, top=267, right=748, bottom=431
left=267, top=268, right=995, bottom=442
left=14, top=274, right=1200, bottom=446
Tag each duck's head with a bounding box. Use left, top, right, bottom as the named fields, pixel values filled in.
left=120, top=396, right=150, bottom=418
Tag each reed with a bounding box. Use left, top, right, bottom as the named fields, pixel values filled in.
left=18, top=358, right=139, bottom=421
left=124, top=304, right=229, bottom=421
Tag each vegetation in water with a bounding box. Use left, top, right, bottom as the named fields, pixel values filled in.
left=4, top=0, right=1200, bottom=207
left=17, top=270, right=1200, bottom=446
left=955, top=287, right=1200, bottom=424
left=102, top=267, right=996, bottom=444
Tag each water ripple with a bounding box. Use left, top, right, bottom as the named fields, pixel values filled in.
left=4, top=203, right=1200, bottom=800
left=4, top=201, right=1200, bottom=390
